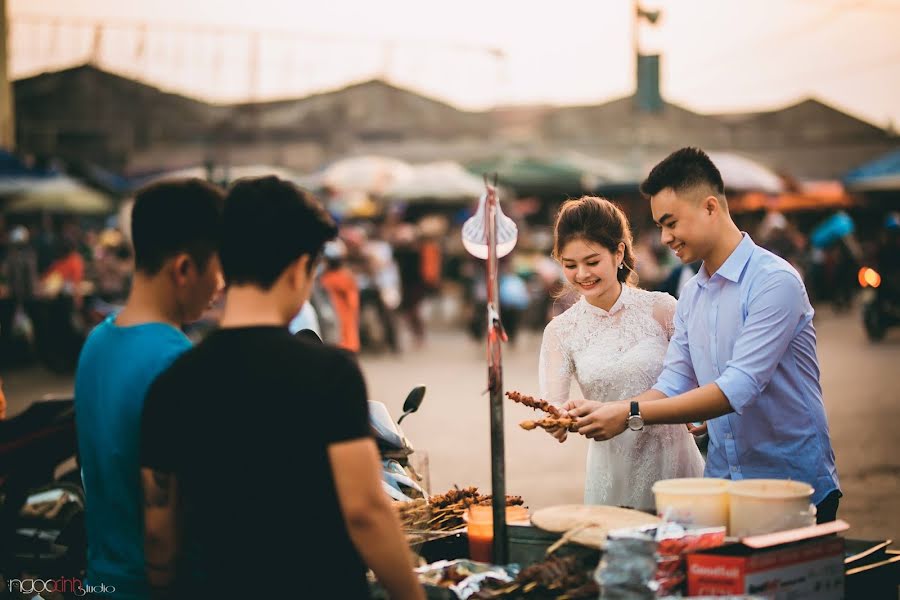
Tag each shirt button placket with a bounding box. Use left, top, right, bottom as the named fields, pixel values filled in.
left=711, top=282, right=720, bottom=374
left=723, top=419, right=741, bottom=478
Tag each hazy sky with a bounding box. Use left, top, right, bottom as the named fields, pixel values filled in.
left=10, top=0, right=900, bottom=127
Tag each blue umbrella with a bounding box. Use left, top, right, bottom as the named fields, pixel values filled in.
left=844, top=148, right=900, bottom=192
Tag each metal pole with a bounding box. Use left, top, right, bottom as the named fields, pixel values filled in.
left=0, top=0, right=14, bottom=151
left=484, top=183, right=508, bottom=564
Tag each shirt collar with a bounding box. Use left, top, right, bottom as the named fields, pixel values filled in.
left=699, top=233, right=755, bottom=285
left=582, top=283, right=631, bottom=316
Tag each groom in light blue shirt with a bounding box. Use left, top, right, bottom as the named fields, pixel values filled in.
left=565, top=147, right=841, bottom=521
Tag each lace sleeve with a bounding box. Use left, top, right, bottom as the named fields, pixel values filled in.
left=538, top=319, right=573, bottom=405
left=651, top=292, right=678, bottom=341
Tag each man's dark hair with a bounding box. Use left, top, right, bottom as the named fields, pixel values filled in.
left=221, top=176, right=337, bottom=290
left=131, top=178, right=225, bottom=275
left=640, top=147, right=725, bottom=198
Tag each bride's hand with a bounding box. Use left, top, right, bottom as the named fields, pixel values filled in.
left=548, top=426, right=568, bottom=443
left=560, top=399, right=596, bottom=414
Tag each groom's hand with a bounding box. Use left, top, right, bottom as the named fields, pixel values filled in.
left=550, top=400, right=596, bottom=443
left=686, top=422, right=708, bottom=436
left=570, top=401, right=628, bottom=441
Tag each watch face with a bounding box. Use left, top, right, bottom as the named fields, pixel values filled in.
left=628, top=415, right=644, bottom=431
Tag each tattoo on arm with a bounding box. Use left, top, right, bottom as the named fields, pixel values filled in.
left=144, top=470, right=173, bottom=507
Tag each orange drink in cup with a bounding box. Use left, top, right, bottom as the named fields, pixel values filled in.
left=463, top=505, right=529, bottom=563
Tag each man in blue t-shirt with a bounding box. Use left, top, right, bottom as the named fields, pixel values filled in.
left=74, top=179, right=224, bottom=599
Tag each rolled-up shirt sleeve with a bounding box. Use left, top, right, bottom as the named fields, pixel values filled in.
left=715, top=271, right=805, bottom=414
left=653, top=297, right=698, bottom=398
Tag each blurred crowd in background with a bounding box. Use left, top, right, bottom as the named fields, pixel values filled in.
left=3, top=193, right=898, bottom=373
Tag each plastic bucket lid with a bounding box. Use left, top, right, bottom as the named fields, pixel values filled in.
left=652, top=478, right=730, bottom=495
left=728, top=479, right=813, bottom=499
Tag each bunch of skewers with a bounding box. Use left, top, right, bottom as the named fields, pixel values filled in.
left=394, top=486, right=525, bottom=532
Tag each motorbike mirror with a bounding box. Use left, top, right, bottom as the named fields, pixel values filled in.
left=295, top=329, right=323, bottom=344
left=397, top=385, right=426, bottom=424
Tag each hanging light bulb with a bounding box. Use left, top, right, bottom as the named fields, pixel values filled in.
left=462, top=185, right=518, bottom=259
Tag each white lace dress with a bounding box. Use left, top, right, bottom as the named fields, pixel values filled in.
left=539, top=285, right=705, bottom=510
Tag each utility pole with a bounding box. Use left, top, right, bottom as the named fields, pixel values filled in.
left=631, top=1, right=662, bottom=177
left=89, top=22, right=104, bottom=65
left=0, top=0, right=15, bottom=150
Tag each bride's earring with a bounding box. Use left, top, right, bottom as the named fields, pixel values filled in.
left=618, top=263, right=624, bottom=270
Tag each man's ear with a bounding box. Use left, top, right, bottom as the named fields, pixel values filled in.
left=703, top=196, right=720, bottom=216
left=171, top=254, right=193, bottom=286
left=291, top=255, right=311, bottom=289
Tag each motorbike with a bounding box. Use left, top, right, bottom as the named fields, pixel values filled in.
left=859, top=266, right=900, bottom=342
left=371, top=386, right=428, bottom=501
left=0, top=395, right=86, bottom=581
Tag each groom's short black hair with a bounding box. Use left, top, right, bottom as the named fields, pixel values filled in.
left=640, top=147, right=725, bottom=198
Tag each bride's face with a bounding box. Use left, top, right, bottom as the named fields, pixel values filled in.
left=559, top=238, right=623, bottom=306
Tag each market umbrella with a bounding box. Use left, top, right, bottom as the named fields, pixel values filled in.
left=595, top=151, right=786, bottom=195
left=385, top=161, right=484, bottom=202
left=320, top=155, right=414, bottom=195
left=844, top=148, right=900, bottom=192
left=466, top=156, right=590, bottom=195
left=554, top=151, right=632, bottom=189
left=0, top=150, right=59, bottom=195
left=706, top=152, right=784, bottom=194
left=4, top=176, right=114, bottom=215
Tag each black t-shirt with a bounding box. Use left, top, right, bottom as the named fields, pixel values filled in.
left=141, top=326, right=372, bottom=599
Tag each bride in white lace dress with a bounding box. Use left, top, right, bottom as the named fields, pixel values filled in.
left=540, top=197, right=704, bottom=510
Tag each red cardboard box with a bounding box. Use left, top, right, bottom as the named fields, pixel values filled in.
left=686, top=520, right=848, bottom=598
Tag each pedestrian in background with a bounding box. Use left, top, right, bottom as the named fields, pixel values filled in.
left=320, top=239, right=361, bottom=353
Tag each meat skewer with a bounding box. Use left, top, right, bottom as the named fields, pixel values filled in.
left=519, top=417, right=578, bottom=433
left=505, top=390, right=562, bottom=417
left=394, top=487, right=526, bottom=532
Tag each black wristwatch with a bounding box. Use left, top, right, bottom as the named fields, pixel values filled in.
left=627, top=401, right=644, bottom=431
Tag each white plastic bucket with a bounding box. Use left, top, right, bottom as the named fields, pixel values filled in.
left=652, top=478, right=730, bottom=529
left=728, top=479, right=814, bottom=538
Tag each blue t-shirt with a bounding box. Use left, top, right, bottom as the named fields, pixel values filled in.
left=74, top=315, right=191, bottom=599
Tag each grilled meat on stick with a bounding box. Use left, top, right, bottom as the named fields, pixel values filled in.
left=520, top=417, right=578, bottom=433
left=505, top=390, right=562, bottom=417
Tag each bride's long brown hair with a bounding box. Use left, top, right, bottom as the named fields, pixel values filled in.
left=552, top=196, right=639, bottom=287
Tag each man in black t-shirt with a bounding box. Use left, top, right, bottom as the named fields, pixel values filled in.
left=140, top=176, right=424, bottom=600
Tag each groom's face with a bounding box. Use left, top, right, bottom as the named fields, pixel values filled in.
left=650, top=187, right=716, bottom=265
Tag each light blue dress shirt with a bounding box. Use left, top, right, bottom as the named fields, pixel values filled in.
left=653, top=233, right=840, bottom=505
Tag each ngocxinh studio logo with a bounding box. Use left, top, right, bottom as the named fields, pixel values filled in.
left=8, top=577, right=116, bottom=597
